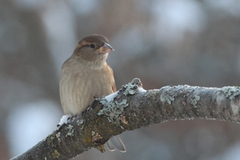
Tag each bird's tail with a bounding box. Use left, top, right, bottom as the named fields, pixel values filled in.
left=107, top=135, right=126, bottom=153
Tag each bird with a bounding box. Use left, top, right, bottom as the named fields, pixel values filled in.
left=59, top=34, right=126, bottom=152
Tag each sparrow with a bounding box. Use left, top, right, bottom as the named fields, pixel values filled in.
left=59, top=34, right=126, bottom=152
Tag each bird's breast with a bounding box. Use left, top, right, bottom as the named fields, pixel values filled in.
left=60, top=62, right=115, bottom=115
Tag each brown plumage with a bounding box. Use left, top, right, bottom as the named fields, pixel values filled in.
left=59, top=34, right=125, bottom=152
left=60, top=34, right=116, bottom=115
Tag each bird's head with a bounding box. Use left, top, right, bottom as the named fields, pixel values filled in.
left=72, top=34, right=114, bottom=64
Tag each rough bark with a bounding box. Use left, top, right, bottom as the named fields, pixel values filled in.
left=12, top=78, right=240, bottom=160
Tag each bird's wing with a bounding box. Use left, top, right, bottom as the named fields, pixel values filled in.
left=112, top=81, right=117, bottom=92
left=107, top=65, right=117, bottom=92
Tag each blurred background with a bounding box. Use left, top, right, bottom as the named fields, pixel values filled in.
left=1, top=0, right=240, bottom=159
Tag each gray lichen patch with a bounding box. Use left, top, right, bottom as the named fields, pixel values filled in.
left=50, top=135, right=55, bottom=141
left=56, top=132, right=61, bottom=143
left=99, top=98, right=128, bottom=125
left=77, top=119, right=84, bottom=126
left=191, top=95, right=200, bottom=108
left=230, top=101, right=240, bottom=116
left=160, top=86, right=176, bottom=105
left=123, top=83, right=138, bottom=96
left=222, top=86, right=240, bottom=100
left=65, top=124, right=74, bottom=137
left=97, top=78, right=141, bottom=125
left=216, top=92, right=225, bottom=106
left=120, top=78, right=143, bottom=96
left=46, top=135, right=57, bottom=148
left=179, top=85, right=199, bottom=97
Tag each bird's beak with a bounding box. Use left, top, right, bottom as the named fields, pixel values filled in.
left=98, top=43, right=114, bottom=54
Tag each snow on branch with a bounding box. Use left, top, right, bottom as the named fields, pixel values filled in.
left=12, top=78, right=240, bottom=160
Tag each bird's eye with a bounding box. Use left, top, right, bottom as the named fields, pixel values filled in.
left=89, top=44, right=95, bottom=48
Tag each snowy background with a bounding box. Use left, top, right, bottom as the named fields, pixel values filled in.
left=1, top=0, right=240, bottom=159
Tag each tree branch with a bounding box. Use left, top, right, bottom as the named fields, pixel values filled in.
left=12, top=78, right=240, bottom=160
